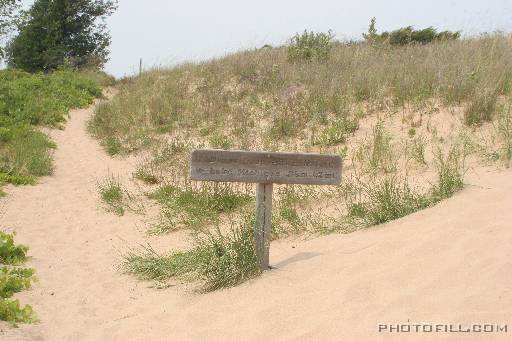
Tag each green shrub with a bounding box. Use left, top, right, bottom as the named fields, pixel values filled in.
left=0, top=231, right=37, bottom=325
left=287, top=30, right=333, bottom=63
left=316, top=116, right=359, bottom=146
left=0, top=299, right=37, bottom=325
left=0, top=232, right=28, bottom=266
left=0, top=268, right=34, bottom=298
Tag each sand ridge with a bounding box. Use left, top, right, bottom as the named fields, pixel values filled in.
left=0, top=100, right=511, bottom=340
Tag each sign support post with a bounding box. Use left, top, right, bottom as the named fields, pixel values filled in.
left=255, top=183, right=273, bottom=270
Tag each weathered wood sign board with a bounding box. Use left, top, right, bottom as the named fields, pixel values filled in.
left=190, top=149, right=342, bottom=185
left=190, top=149, right=342, bottom=270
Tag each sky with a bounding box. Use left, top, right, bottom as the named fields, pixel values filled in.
left=17, top=0, right=512, bottom=77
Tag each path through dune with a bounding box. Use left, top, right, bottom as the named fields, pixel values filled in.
left=1, top=101, right=511, bottom=341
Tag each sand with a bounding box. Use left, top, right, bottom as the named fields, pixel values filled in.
left=1, top=102, right=511, bottom=340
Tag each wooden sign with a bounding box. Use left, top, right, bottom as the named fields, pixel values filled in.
left=190, top=149, right=342, bottom=271
left=190, top=149, right=342, bottom=185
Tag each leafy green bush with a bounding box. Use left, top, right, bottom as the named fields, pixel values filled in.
left=287, top=30, right=333, bottom=63
left=0, top=231, right=28, bottom=266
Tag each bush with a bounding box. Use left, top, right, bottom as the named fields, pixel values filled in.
left=364, top=18, right=460, bottom=46
left=0, top=231, right=37, bottom=325
left=287, top=30, right=333, bottom=63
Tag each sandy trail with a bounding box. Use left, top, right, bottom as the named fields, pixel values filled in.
left=1, top=102, right=512, bottom=341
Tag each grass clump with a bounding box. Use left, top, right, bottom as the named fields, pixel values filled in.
left=464, top=89, right=498, bottom=126
left=343, top=177, right=431, bottom=227
left=431, top=146, right=465, bottom=201
left=315, top=116, right=359, bottom=146
left=149, top=184, right=252, bottom=234
left=0, top=231, right=37, bottom=325
left=124, top=220, right=261, bottom=291
left=98, top=175, right=128, bottom=216
left=355, top=121, right=396, bottom=173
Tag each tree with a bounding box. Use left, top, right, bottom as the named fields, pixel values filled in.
left=0, top=0, right=21, bottom=59
left=6, top=0, right=117, bottom=72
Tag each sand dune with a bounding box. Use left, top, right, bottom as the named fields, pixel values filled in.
left=1, top=102, right=511, bottom=341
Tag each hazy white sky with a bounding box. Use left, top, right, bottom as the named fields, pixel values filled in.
left=19, top=0, right=512, bottom=77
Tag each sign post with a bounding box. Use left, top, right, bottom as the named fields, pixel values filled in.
left=190, top=149, right=342, bottom=270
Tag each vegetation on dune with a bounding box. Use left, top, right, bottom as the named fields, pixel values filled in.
left=363, top=18, right=460, bottom=46
left=0, top=231, right=37, bottom=325
left=90, top=34, right=512, bottom=155
left=89, top=29, right=511, bottom=291
left=148, top=183, right=252, bottom=234
left=124, top=218, right=261, bottom=291
left=0, top=69, right=106, bottom=193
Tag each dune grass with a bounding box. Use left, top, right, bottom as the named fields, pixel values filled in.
left=148, top=183, right=253, bottom=234
left=124, top=218, right=261, bottom=291
left=107, top=33, right=509, bottom=292
left=98, top=175, right=130, bottom=216
left=90, top=35, right=512, bottom=155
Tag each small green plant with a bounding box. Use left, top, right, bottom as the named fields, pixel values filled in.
left=0, top=231, right=37, bottom=325
left=287, top=30, right=333, bottom=63
left=0, top=232, right=28, bottom=266
left=208, top=133, right=233, bottom=150
left=409, top=135, right=427, bottom=165
left=0, top=299, right=37, bottom=325
left=124, top=218, right=261, bottom=291
left=431, top=146, right=465, bottom=201
left=316, top=116, right=359, bottom=146
left=134, top=160, right=160, bottom=185
left=355, top=121, right=396, bottom=173
left=98, top=175, right=126, bottom=216
left=344, top=177, right=431, bottom=227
